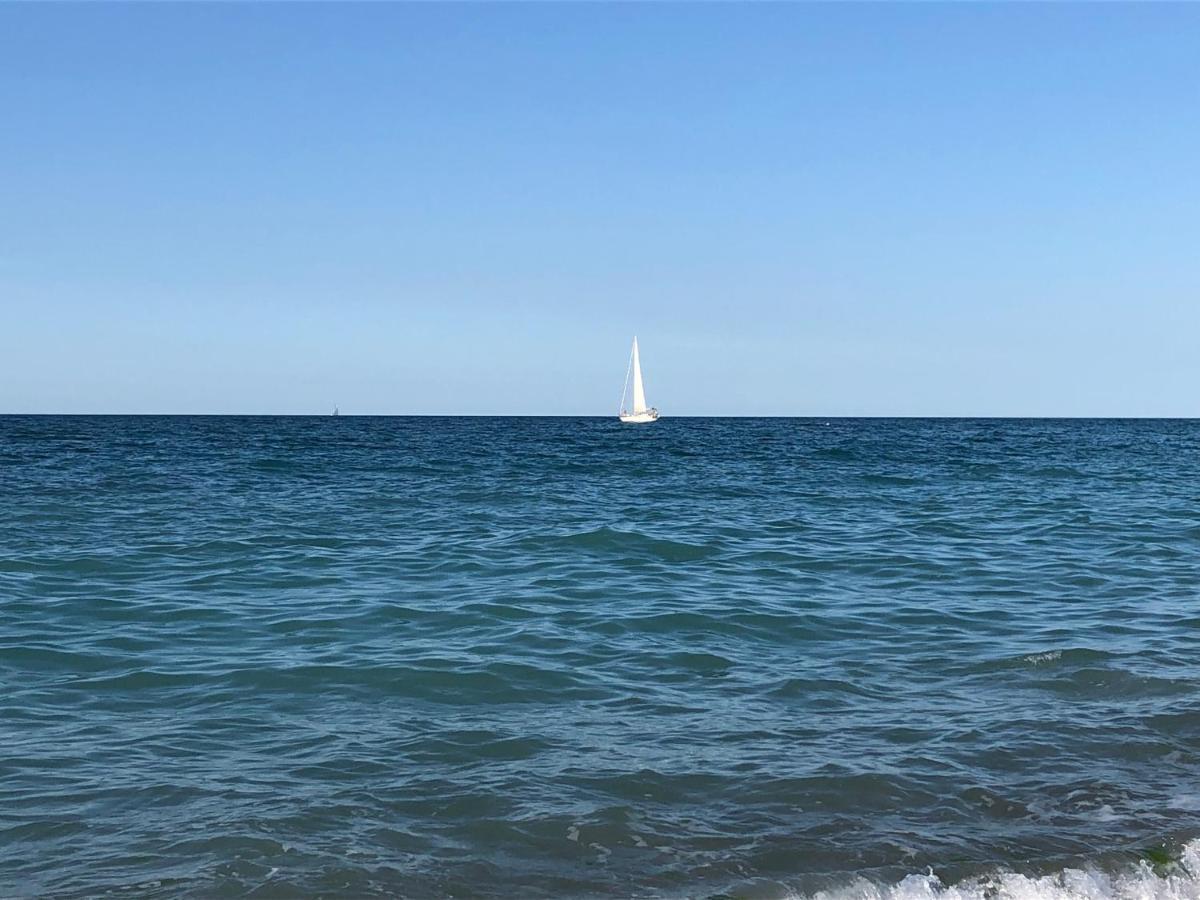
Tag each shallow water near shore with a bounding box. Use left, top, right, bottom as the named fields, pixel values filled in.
left=2, top=416, right=1199, bottom=898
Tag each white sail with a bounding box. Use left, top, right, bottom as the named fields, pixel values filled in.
left=631, top=337, right=647, bottom=413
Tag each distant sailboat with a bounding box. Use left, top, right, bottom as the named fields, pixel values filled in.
left=333, top=406, right=339, bottom=417
left=618, top=336, right=660, bottom=424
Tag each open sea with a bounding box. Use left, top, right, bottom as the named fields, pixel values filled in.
left=2, top=415, right=1199, bottom=899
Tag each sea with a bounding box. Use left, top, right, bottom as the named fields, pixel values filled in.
left=2, top=416, right=1199, bottom=899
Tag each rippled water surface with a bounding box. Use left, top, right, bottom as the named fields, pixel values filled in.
left=2, top=416, right=1199, bottom=898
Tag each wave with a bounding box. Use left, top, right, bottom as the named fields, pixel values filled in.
left=805, top=840, right=1200, bottom=900
left=967, top=647, right=1117, bottom=673
left=519, top=526, right=718, bottom=562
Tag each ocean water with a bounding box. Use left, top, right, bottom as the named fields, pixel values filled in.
left=2, top=416, right=1199, bottom=899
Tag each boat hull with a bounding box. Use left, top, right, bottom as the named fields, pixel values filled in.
left=619, top=410, right=659, bottom=424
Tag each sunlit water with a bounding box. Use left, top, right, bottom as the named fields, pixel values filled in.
left=2, top=416, right=1198, bottom=898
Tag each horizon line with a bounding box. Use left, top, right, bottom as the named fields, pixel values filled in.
left=2, top=413, right=1198, bottom=421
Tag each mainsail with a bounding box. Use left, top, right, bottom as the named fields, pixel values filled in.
left=631, top=337, right=647, bottom=413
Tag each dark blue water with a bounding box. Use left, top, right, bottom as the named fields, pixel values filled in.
left=2, top=417, right=1199, bottom=899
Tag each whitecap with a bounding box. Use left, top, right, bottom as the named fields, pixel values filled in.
left=1024, top=650, right=1063, bottom=665
left=806, top=839, right=1200, bottom=900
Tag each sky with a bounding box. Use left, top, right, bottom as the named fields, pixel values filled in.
left=1, top=3, right=1198, bottom=416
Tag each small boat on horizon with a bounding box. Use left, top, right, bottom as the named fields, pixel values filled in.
left=333, top=406, right=339, bottom=417
left=618, top=336, right=659, bottom=424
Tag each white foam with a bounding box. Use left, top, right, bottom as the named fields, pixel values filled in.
left=807, top=840, right=1200, bottom=900
left=1024, top=650, right=1063, bottom=665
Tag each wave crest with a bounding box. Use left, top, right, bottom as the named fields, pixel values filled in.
left=808, top=840, right=1200, bottom=900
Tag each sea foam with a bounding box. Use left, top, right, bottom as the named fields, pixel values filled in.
left=809, top=841, right=1200, bottom=900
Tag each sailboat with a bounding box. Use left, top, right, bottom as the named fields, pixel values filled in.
left=618, top=336, right=660, bottom=424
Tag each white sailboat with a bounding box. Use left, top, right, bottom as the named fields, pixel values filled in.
left=618, top=336, right=660, bottom=424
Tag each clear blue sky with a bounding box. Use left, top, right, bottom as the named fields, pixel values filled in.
left=2, top=3, right=1197, bottom=415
